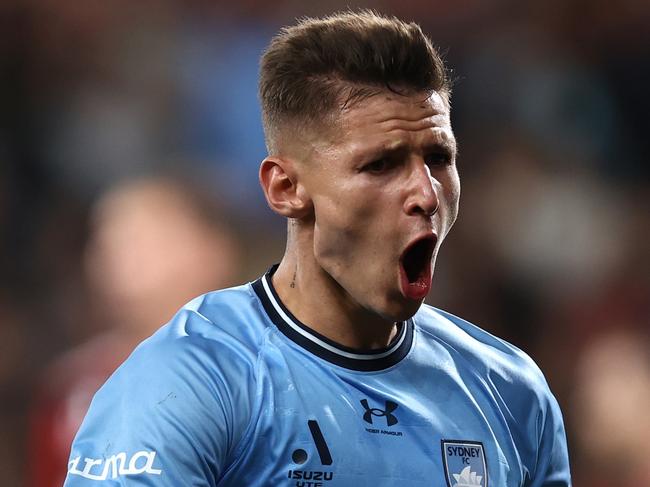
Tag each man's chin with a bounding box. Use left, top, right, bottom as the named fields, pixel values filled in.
left=380, top=296, right=425, bottom=323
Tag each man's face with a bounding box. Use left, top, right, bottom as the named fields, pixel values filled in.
left=297, top=89, right=460, bottom=321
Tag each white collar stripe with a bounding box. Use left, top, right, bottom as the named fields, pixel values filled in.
left=261, top=274, right=406, bottom=361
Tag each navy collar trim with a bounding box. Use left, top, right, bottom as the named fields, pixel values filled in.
left=252, top=265, right=413, bottom=372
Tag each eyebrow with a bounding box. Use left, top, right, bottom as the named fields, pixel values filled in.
left=355, top=139, right=457, bottom=166
left=429, top=128, right=458, bottom=152
left=380, top=135, right=457, bottom=156
left=423, top=139, right=457, bottom=155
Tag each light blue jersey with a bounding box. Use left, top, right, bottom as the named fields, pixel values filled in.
left=65, top=267, right=571, bottom=486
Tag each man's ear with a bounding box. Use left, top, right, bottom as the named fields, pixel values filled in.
left=259, top=156, right=313, bottom=219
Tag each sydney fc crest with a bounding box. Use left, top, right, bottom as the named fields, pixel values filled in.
left=441, top=440, right=488, bottom=487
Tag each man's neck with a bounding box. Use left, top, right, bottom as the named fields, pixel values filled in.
left=272, top=255, right=399, bottom=350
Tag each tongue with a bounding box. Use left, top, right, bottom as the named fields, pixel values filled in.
left=400, top=268, right=430, bottom=300
left=400, top=259, right=431, bottom=301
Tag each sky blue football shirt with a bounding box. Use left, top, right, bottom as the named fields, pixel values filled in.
left=64, top=266, right=571, bottom=486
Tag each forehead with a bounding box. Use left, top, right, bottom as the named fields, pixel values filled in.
left=332, top=90, right=453, bottom=150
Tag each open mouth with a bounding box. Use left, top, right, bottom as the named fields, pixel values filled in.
left=399, top=235, right=436, bottom=300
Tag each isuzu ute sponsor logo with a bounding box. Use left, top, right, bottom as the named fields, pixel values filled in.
left=68, top=450, right=162, bottom=480
left=287, top=420, right=334, bottom=486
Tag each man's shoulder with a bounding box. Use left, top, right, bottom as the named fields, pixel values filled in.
left=142, top=281, right=269, bottom=355
left=414, top=305, right=551, bottom=396
left=72, top=286, right=268, bottom=426
left=105, top=282, right=269, bottom=394
left=66, top=284, right=267, bottom=486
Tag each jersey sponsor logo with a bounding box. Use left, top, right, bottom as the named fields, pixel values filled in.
left=287, top=469, right=334, bottom=486
left=67, top=450, right=162, bottom=480
left=287, top=420, right=334, bottom=486
left=307, top=419, right=333, bottom=465
left=441, top=440, right=487, bottom=487
left=360, top=398, right=399, bottom=426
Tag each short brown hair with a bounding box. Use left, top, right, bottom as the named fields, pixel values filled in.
left=259, top=9, right=451, bottom=153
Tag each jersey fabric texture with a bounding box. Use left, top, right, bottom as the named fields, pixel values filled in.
left=64, top=266, right=571, bottom=486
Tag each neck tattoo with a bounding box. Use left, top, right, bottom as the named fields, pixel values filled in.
left=290, top=268, right=297, bottom=289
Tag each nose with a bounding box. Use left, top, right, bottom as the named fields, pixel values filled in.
left=404, top=160, right=439, bottom=217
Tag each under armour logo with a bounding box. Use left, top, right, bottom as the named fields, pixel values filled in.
left=360, top=399, right=399, bottom=427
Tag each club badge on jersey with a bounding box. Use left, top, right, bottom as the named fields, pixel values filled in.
left=441, top=440, right=488, bottom=487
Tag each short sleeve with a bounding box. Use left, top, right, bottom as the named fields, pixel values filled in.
left=530, top=390, right=572, bottom=487
left=63, top=310, right=258, bottom=486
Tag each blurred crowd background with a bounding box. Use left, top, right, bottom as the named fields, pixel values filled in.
left=1, top=0, right=648, bottom=486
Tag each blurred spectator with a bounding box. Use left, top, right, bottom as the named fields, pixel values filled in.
left=460, top=136, right=630, bottom=295
left=26, top=176, right=242, bottom=487
left=571, top=329, right=650, bottom=487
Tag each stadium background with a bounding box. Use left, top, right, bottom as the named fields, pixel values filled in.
left=1, top=0, right=648, bottom=485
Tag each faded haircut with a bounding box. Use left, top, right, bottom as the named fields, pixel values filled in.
left=259, top=9, right=451, bottom=154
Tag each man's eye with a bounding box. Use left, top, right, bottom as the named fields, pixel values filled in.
left=425, top=152, right=451, bottom=167
left=363, top=158, right=391, bottom=173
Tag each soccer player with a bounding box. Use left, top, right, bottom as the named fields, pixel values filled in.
left=64, top=10, right=571, bottom=487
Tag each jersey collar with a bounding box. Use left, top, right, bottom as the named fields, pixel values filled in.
left=252, top=265, right=413, bottom=372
